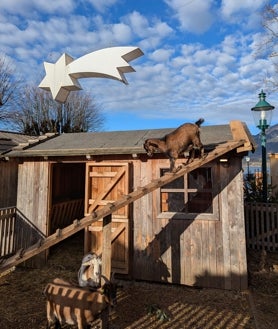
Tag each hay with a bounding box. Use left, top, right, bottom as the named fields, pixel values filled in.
left=0, top=233, right=277, bottom=329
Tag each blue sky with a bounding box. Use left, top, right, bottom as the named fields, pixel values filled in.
left=0, top=0, right=278, bottom=134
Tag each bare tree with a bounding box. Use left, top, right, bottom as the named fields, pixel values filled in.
left=13, top=86, right=105, bottom=135
left=0, top=54, right=21, bottom=121
left=261, top=4, right=278, bottom=89
left=262, top=4, right=278, bottom=55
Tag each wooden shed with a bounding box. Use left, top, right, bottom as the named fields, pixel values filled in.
left=3, top=121, right=255, bottom=290
left=0, top=131, right=40, bottom=207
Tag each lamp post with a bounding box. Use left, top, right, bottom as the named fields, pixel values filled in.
left=245, top=156, right=250, bottom=180
left=251, top=90, right=275, bottom=202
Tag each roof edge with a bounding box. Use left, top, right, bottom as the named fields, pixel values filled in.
left=229, top=120, right=257, bottom=153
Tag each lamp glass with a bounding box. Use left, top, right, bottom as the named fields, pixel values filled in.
left=251, top=109, right=273, bottom=128
left=251, top=90, right=274, bottom=128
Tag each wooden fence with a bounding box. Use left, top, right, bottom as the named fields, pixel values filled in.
left=0, top=207, right=45, bottom=259
left=245, top=202, right=278, bottom=251
left=50, top=198, right=84, bottom=234
left=0, top=199, right=84, bottom=261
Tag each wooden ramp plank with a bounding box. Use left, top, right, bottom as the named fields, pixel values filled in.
left=0, top=140, right=243, bottom=273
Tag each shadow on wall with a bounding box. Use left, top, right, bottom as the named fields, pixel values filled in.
left=133, top=214, right=247, bottom=290
left=134, top=218, right=193, bottom=284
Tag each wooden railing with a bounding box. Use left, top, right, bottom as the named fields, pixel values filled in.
left=0, top=207, right=45, bottom=259
left=50, top=199, right=84, bottom=234
left=0, top=199, right=84, bottom=260
left=0, top=207, right=16, bottom=258
left=245, top=202, right=278, bottom=251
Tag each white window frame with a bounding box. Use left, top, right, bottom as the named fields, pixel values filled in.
left=157, top=164, right=220, bottom=221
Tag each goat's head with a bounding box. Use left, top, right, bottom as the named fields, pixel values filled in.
left=143, top=139, right=158, bottom=157
left=101, top=273, right=118, bottom=307
left=82, top=253, right=102, bottom=268
left=78, top=253, right=102, bottom=288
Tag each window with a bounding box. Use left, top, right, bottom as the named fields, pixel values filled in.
left=187, top=168, right=213, bottom=213
left=159, top=166, right=219, bottom=220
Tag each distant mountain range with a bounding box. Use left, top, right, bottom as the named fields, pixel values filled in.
left=248, top=123, right=278, bottom=162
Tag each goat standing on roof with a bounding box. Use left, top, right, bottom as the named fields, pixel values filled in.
left=143, top=118, right=205, bottom=173
left=78, top=253, right=102, bottom=288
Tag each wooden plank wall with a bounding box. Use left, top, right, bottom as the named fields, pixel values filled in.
left=133, top=156, right=248, bottom=290
left=16, top=161, right=50, bottom=266
left=0, top=159, right=19, bottom=208
left=17, top=161, right=50, bottom=235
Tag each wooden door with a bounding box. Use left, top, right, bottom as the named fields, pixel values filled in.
left=84, top=162, right=130, bottom=274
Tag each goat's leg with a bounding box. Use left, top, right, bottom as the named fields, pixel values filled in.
left=46, top=305, right=61, bottom=329
left=171, top=158, right=183, bottom=173
left=192, top=136, right=205, bottom=160
left=100, top=307, right=109, bottom=329
left=187, top=147, right=195, bottom=164
left=54, top=321, right=62, bottom=329
left=169, top=157, right=176, bottom=173
left=200, top=145, right=206, bottom=159
left=46, top=318, right=61, bottom=329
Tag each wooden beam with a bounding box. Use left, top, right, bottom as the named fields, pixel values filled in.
left=230, top=120, right=256, bottom=153
left=101, top=214, right=112, bottom=283
left=94, top=223, right=126, bottom=256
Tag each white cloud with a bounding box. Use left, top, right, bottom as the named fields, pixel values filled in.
left=124, top=11, right=173, bottom=41
left=149, top=49, right=174, bottom=62
left=122, top=11, right=173, bottom=50
left=221, top=0, right=265, bottom=18
left=0, top=0, right=75, bottom=16
left=220, top=0, right=266, bottom=29
left=123, top=11, right=149, bottom=37
left=165, top=0, right=215, bottom=33
left=112, top=23, right=133, bottom=43
left=86, top=0, right=118, bottom=13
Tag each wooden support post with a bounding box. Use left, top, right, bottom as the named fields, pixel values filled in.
left=101, top=214, right=112, bottom=284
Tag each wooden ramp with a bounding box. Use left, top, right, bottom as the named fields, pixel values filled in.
left=0, top=140, right=243, bottom=274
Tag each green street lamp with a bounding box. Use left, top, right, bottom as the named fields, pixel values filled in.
left=251, top=90, right=275, bottom=202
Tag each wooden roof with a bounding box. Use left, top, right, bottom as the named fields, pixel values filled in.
left=0, top=131, right=40, bottom=154
left=2, top=121, right=256, bottom=158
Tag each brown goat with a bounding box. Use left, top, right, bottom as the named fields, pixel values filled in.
left=143, top=118, right=205, bottom=173
left=44, top=275, right=117, bottom=329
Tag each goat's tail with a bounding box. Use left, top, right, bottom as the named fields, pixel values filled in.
left=195, top=118, right=204, bottom=126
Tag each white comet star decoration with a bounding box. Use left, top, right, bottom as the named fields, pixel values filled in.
left=39, top=46, right=144, bottom=103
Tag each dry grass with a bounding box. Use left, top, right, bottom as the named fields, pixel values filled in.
left=0, top=233, right=277, bottom=329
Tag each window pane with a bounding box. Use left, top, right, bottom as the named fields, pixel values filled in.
left=162, top=192, right=185, bottom=212
left=160, top=167, right=214, bottom=215
left=161, top=169, right=184, bottom=189
left=160, top=169, right=184, bottom=212
left=188, top=168, right=213, bottom=213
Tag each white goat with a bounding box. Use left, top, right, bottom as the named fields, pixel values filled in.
left=78, top=253, right=102, bottom=288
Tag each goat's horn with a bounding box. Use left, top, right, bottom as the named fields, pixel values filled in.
left=101, top=275, right=110, bottom=283
left=82, top=260, right=92, bottom=266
